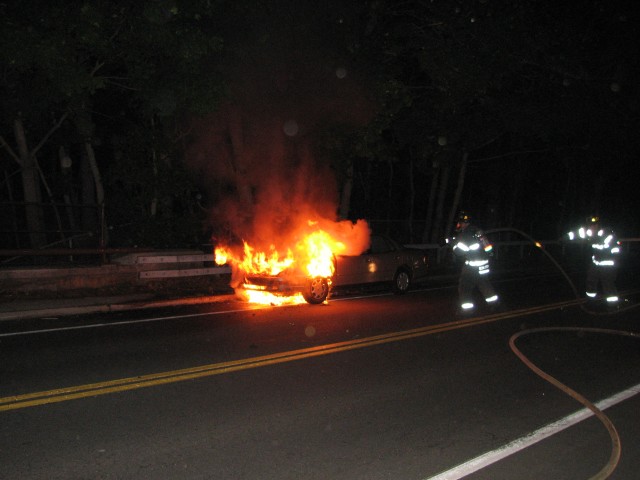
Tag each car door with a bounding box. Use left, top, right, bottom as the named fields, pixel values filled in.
left=365, top=235, right=398, bottom=282
left=333, top=252, right=367, bottom=286
left=333, top=235, right=396, bottom=286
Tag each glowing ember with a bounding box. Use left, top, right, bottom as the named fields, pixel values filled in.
left=214, top=218, right=369, bottom=305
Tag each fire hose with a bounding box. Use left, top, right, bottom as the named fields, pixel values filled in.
left=484, top=227, right=639, bottom=316
left=483, top=227, right=640, bottom=479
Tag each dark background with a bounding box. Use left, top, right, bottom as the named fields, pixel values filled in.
left=1, top=0, right=638, bottom=254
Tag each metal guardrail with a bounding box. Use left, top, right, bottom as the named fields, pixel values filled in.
left=136, top=253, right=230, bottom=279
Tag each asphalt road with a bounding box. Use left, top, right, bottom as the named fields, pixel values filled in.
left=1, top=272, right=639, bottom=480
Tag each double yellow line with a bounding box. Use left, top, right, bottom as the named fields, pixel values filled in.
left=0, top=298, right=585, bottom=412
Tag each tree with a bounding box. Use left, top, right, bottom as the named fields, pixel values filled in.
left=344, top=0, right=640, bottom=240
left=0, top=0, right=225, bottom=248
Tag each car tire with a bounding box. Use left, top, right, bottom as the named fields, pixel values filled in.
left=303, top=277, right=330, bottom=304
left=393, top=269, right=411, bottom=294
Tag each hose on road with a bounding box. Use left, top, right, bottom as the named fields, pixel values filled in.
left=484, top=227, right=640, bottom=479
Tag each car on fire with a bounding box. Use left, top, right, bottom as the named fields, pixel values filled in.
left=241, top=234, right=429, bottom=304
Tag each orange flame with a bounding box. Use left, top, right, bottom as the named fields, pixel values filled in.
left=215, top=242, right=296, bottom=276
left=297, top=229, right=345, bottom=277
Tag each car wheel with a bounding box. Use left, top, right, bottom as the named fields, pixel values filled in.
left=393, top=269, right=411, bottom=294
left=303, top=277, right=329, bottom=304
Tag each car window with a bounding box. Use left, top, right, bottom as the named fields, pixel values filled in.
left=369, top=235, right=392, bottom=254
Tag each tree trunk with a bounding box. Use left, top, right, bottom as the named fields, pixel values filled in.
left=59, top=146, right=77, bottom=233
left=385, top=157, right=394, bottom=235
left=150, top=147, right=158, bottom=217
left=14, top=118, right=47, bottom=247
left=557, top=158, right=575, bottom=237
left=364, top=158, right=372, bottom=218
left=407, top=153, right=415, bottom=241
left=74, top=105, right=106, bottom=243
left=227, top=106, right=253, bottom=213
left=422, top=161, right=440, bottom=243
left=82, top=142, right=104, bottom=207
left=4, top=169, right=20, bottom=247
left=444, top=151, right=468, bottom=241
left=1, top=111, right=69, bottom=248
left=430, top=162, right=450, bottom=244
left=36, top=156, right=65, bottom=243
left=80, top=149, right=97, bottom=235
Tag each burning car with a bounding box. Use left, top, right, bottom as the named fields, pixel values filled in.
left=218, top=233, right=429, bottom=305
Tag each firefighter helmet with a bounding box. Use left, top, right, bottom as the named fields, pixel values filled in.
left=455, top=211, right=471, bottom=231
left=457, top=211, right=472, bottom=223
left=587, top=215, right=600, bottom=225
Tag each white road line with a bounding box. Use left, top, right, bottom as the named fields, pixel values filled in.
left=425, top=382, right=640, bottom=480
left=0, top=307, right=261, bottom=337
left=0, top=286, right=444, bottom=337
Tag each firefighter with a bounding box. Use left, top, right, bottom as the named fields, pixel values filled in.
left=566, top=215, right=621, bottom=304
left=450, top=211, right=499, bottom=314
